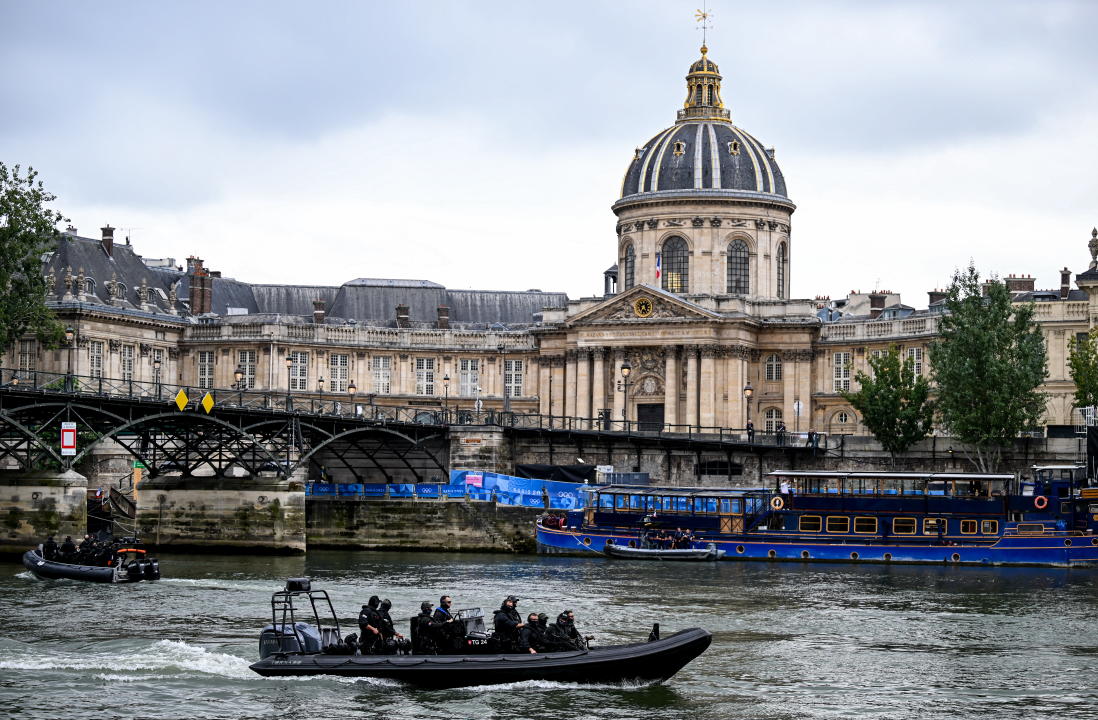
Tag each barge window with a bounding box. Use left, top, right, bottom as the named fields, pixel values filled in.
left=616, top=495, right=630, bottom=510
left=923, top=518, right=945, bottom=535
left=981, top=520, right=998, bottom=534
left=893, top=518, right=916, bottom=534
left=960, top=520, right=978, bottom=534
left=854, top=517, right=877, bottom=534
left=1016, top=523, right=1046, bottom=534
left=799, top=515, right=822, bottom=532
left=826, top=516, right=850, bottom=533
left=599, top=495, right=615, bottom=509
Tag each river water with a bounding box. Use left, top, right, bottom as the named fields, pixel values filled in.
left=1, top=551, right=1097, bottom=720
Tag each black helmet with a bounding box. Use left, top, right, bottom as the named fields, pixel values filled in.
left=420, top=601, right=433, bottom=613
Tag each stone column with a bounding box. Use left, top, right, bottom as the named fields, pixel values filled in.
left=576, top=349, right=591, bottom=429
left=699, top=346, right=717, bottom=428
left=398, top=353, right=410, bottom=395
left=725, top=351, right=744, bottom=428
left=612, top=351, right=625, bottom=429
left=591, top=348, right=606, bottom=429
left=685, top=346, right=699, bottom=428
left=564, top=350, right=578, bottom=420
left=538, top=357, right=550, bottom=414
left=663, top=346, right=679, bottom=428
left=551, top=356, right=565, bottom=418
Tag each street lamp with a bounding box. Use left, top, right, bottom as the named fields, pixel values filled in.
left=743, top=381, right=754, bottom=441
left=617, top=360, right=632, bottom=430
left=64, top=326, right=75, bottom=393
left=443, top=373, right=450, bottom=413
left=233, top=365, right=244, bottom=388
left=317, top=375, right=325, bottom=412
left=285, top=355, right=293, bottom=409
left=153, top=356, right=163, bottom=399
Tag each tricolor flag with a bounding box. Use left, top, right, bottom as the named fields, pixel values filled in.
left=655, top=253, right=661, bottom=281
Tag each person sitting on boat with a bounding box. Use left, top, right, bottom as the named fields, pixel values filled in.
left=358, top=596, right=384, bottom=654
left=59, top=536, right=77, bottom=560
left=492, top=595, right=525, bottom=652
left=517, top=612, right=546, bottom=654
left=545, top=610, right=590, bottom=651
left=411, top=601, right=439, bottom=654
left=377, top=599, right=411, bottom=654
left=42, top=536, right=58, bottom=561
left=431, top=595, right=465, bottom=652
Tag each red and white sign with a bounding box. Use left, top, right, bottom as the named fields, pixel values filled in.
left=465, top=472, right=483, bottom=488
left=60, top=422, right=77, bottom=457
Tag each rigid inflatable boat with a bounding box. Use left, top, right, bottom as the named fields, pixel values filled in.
left=22, top=543, right=160, bottom=583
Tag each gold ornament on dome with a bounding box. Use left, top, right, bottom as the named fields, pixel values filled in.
left=633, top=297, right=654, bottom=318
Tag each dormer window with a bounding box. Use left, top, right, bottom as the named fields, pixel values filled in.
left=673, top=141, right=686, bottom=156
left=634, top=147, right=646, bottom=160
left=728, top=141, right=740, bottom=156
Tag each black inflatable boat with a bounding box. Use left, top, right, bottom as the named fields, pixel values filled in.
left=22, top=543, right=160, bottom=583
left=249, top=579, right=711, bottom=688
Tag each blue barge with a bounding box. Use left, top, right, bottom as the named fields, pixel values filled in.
left=535, top=467, right=1098, bottom=567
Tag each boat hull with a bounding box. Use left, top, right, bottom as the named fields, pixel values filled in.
left=249, top=628, right=712, bottom=688
left=603, top=543, right=725, bottom=561
left=538, top=526, right=1098, bottom=567
left=21, top=549, right=156, bottom=583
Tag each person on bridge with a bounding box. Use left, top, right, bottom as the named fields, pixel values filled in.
left=358, top=596, right=383, bottom=654
left=492, top=595, right=525, bottom=652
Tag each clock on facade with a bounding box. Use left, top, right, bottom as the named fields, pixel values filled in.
left=633, top=297, right=654, bottom=318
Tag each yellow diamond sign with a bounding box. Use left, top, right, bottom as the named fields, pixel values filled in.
left=174, top=389, right=189, bottom=411
left=200, top=392, right=215, bottom=414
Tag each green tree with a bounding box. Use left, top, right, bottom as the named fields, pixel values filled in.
left=930, top=263, right=1047, bottom=472
left=1068, top=328, right=1098, bottom=409
left=840, top=347, right=934, bottom=464
left=0, top=162, right=65, bottom=352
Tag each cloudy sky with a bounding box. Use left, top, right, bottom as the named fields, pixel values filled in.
left=3, top=0, right=1096, bottom=306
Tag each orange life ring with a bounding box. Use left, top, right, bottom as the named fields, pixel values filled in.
left=1033, top=495, right=1048, bottom=510
left=770, top=495, right=785, bottom=511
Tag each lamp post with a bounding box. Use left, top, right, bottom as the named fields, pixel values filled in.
left=443, top=373, right=450, bottom=420
left=153, top=356, right=163, bottom=400
left=617, top=360, right=632, bottom=431
left=347, top=378, right=357, bottom=417
left=317, top=375, right=325, bottom=413
left=285, top=355, right=293, bottom=410
left=64, top=326, right=75, bottom=393
left=743, top=381, right=754, bottom=442
left=233, top=365, right=244, bottom=388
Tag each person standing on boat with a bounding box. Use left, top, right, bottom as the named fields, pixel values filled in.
left=59, top=536, right=77, bottom=560
left=42, top=536, right=58, bottom=561
left=358, top=596, right=384, bottom=654
left=517, top=612, right=545, bottom=653
left=432, top=595, right=464, bottom=652
left=411, top=601, right=439, bottom=654
left=378, top=599, right=410, bottom=654
left=492, top=595, right=525, bottom=652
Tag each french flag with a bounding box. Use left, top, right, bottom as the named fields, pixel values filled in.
left=655, top=253, right=661, bottom=281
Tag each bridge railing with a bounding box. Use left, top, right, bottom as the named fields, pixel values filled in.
left=0, top=367, right=825, bottom=448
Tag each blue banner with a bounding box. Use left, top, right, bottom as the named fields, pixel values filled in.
left=449, top=470, right=586, bottom=510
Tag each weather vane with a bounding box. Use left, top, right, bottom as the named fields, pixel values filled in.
left=695, top=2, right=713, bottom=47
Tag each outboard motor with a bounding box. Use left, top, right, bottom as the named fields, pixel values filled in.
left=144, top=558, right=160, bottom=580
left=128, top=560, right=147, bottom=582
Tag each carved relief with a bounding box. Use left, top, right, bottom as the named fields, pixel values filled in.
left=45, top=268, right=56, bottom=295
left=646, top=219, right=658, bottom=229
left=692, top=217, right=705, bottom=227
left=728, top=219, right=748, bottom=228
left=710, top=217, right=722, bottom=227
left=139, top=343, right=151, bottom=356
left=108, top=339, right=121, bottom=352
left=755, top=219, right=767, bottom=230
left=633, top=221, right=645, bottom=232
left=767, top=220, right=779, bottom=231
left=137, top=277, right=151, bottom=305
left=780, top=349, right=816, bottom=362
left=635, top=375, right=663, bottom=397
left=168, top=348, right=180, bottom=360
left=665, top=219, right=684, bottom=227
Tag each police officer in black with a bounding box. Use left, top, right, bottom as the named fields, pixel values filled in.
left=516, top=612, right=546, bottom=653
left=59, top=536, right=77, bottom=561
left=377, top=598, right=410, bottom=654
left=358, top=595, right=383, bottom=654
left=492, top=595, right=525, bottom=652
left=43, top=536, right=58, bottom=561
left=431, top=595, right=463, bottom=652
left=545, top=610, right=590, bottom=651
left=411, top=601, right=439, bottom=654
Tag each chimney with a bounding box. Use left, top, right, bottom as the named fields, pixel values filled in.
left=396, top=304, right=411, bottom=328
left=64, top=225, right=78, bottom=237
left=187, top=256, right=212, bottom=314
left=1061, top=268, right=1072, bottom=299
left=101, top=225, right=115, bottom=257
left=437, top=305, right=450, bottom=329
left=928, top=289, right=947, bottom=306
left=1004, top=273, right=1035, bottom=293
left=313, top=299, right=326, bottom=324
left=869, top=293, right=886, bottom=319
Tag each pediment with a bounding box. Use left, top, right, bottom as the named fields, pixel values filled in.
left=568, top=285, right=719, bottom=326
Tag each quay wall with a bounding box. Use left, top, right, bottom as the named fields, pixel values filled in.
left=306, top=496, right=541, bottom=553
left=0, top=469, right=87, bottom=556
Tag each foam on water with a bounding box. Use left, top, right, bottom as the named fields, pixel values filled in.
left=14, top=570, right=37, bottom=580
left=161, top=578, right=280, bottom=592
left=0, top=639, right=254, bottom=679
left=451, top=678, right=662, bottom=693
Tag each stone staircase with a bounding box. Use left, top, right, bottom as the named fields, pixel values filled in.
left=457, top=499, right=517, bottom=552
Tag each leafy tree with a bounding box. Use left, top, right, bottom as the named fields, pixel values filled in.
left=930, top=263, right=1047, bottom=472
left=840, top=347, right=934, bottom=464
left=1068, top=328, right=1098, bottom=409
left=0, top=162, right=65, bottom=352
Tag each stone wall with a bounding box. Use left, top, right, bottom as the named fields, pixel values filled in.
left=134, top=474, right=306, bottom=553
left=306, top=497, right=540, bottom=553
left=0, top=469, right=87, bottom=556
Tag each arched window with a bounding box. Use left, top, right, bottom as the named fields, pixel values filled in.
left=623, top=243, right=635, bottom=290
left=830, top=410, right=856, bottom=434
left=727, top=239, right=749, bottom=294
left=764, top=407, right=783, bottom=433
left=765, top=354, right=782, bottom=381
left=776, top=242, right=787, bottom=299
left=661, top=236, right=689, bottom=294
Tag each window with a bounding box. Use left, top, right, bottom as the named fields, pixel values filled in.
left=870, top=349, right=884, bottom=360
left=835, top=411, right=851, bottom=425
left=776, top=242, right=787, bottom=299
left=728, top=140, right=740, bottom=156
left=623, top=243, right=635, bottom=290
left=960, top=520, right=978, bottom=534
left=372, top=356, right=391, bottom=394
left=727, top=239, right=749, bottom=294
left=121, top=345, right=135, bottom=381
left=854, top=517, right=878, bottom=534
left=981, top=520, right=999, bottom=535
left=799, top=515, right=822, bottom=532
left=833, top=351, right=852, bottom=392
left=415, top=357, right=436, bottom=395
left=765, top=354, right=782, bottom=381
left=458, top=358, right=479, bottom=396
left=237, top=350, right=257, bottom=389
left=672, top=140, right=686, bottom=156
left=893, top=517, right=917, bottom=535
left=923, top=517, right=945, bottom=535
left=89, top=341, right=104, bottom=379
left=17, top=340, right=36, bottom=373
left=661, top=236, right=689, bottom=294
left=826, top=516, right=850, bottom=533
left=152, top=348, right=164, bottom=385
left=764, top=407, right=783, bottom=433
left=329, top=353, right=349, bottom=393
left=504, top=359, right=523, bottom=397
left=198, top=351, right=215, bottom=389
left=289, top=351, right=308, bottom=391
left=906, top=347, right=923, bottom=376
